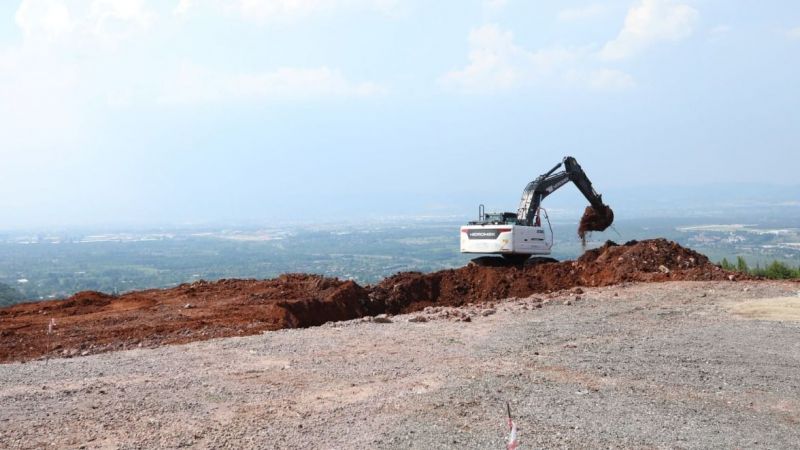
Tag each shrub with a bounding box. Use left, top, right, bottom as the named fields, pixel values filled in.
left=721, top=258, right=800, bottom=280
left=720, top=258, right=734, bottom=271
left=736, top=256, right=749, bottom=273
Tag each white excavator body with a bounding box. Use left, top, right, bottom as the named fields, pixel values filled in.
left=460, top=223, right=552, bottom=256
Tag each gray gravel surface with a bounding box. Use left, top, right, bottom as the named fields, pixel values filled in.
left=1, top=280, right=799, bottom=449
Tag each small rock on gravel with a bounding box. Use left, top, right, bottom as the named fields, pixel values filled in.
left=373, top=314, right=392, bottom=324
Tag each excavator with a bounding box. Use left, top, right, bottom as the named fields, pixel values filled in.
left=460, top=156, right=614, bottom=265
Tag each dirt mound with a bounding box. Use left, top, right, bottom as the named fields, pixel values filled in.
left=368, top=239, right=733, bottom=313
left=0, top=239, right=741, bottom=363
left=0, top=274, right=368, bottom=363
left=577, top=239, right=717, bottom=283
left=578, top=205, right=614, bottom=244
left=54, top=291, right=114, bottom=313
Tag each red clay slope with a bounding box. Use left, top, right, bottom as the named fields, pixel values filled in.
left=0, top=239, right=741, bottom=363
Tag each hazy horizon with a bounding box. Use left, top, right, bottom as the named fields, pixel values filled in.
left=2, top=0, right=798, bottom=229
left=2, top=179, right=799, bottom=232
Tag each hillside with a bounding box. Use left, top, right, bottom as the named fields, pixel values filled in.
left=0, top=239, right=742, bottom=363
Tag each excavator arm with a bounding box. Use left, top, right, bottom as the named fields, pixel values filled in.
left=516, top=156, right=611, bottom=228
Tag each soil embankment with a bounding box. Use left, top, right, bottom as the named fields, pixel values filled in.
left=0, top=239, right=742, bottom=363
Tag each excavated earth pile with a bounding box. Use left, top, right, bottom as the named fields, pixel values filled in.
left=0, top=239, right=742, bottom=363
left=0, top=275, right=369, bottom=363
left=370, top=238, right=734, bottom=313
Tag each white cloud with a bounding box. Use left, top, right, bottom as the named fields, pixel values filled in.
left=174, top=0, right=192, bottom=16
left=4, top=0, right=159, bottom=107
left=557, top=4, right=606, bottom=22
left=2, top=0, right=161, bottom=155
left=484, top=0, right=507, bottom=11
left=168, top=0, right=401, bottom=20
left=439, top=25, right=525, bottom=92
left=234, top=0, right=399, bottom=22
left=786, top=27, right=800, bottom=40
left=440, top=24, right=631, bottom=93
left=0, top=43, right=83, bottom=155
left=4, top=0, right=387, bottom=117
left=14, top=0, right=156, bottom=44
left=88, top=0, right=156, bottom=42
left=159, top=63, right=385, bottom=104
left=599, top=0, right=698, bottom=60
left=15, top=0, right=75, bottom=41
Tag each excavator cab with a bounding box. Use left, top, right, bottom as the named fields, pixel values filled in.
left=469, top=205, right=519, bottom=225
left=477, top=212, right=518, bottom=225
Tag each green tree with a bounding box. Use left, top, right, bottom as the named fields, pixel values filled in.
left=764, top=261, right=794, bottom=279
left=736, top=256, right=749, bottom=273
left=721, top=258, right=799, bottom=279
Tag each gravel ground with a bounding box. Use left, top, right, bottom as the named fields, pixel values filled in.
left=1, top=280, right=799, bottom=449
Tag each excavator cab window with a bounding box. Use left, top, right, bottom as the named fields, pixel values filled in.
left=478, top=211, right=520, bottom=225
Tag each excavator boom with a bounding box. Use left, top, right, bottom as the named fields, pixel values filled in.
left=516, top=156, right=612, bottom=232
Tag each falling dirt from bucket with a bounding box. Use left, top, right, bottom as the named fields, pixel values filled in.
left=578, top=205, right=614, bottom=246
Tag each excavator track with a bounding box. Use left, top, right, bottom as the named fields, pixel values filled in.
left=469, top=256, right=558, bottom=268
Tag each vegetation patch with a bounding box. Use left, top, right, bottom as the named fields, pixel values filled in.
left=720, top=257, right=800, bottom=280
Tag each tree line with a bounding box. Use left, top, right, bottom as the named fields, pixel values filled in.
left=719, top=256, right=800, bottom=279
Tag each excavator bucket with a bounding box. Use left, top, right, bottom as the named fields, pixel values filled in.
left=578, top=205, right=614, bottom=244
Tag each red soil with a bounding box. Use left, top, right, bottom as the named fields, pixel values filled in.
left=0, top=239, right=741, bottom=363
left=369, top=238, right=733, bottom=313
left=0, top=275, right=369, bottom=363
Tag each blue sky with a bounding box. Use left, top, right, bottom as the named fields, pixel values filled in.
left=1, top=0, right=798, bottom=227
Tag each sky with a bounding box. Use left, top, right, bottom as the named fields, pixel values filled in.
left=0, top=0, right=798, bottom=228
